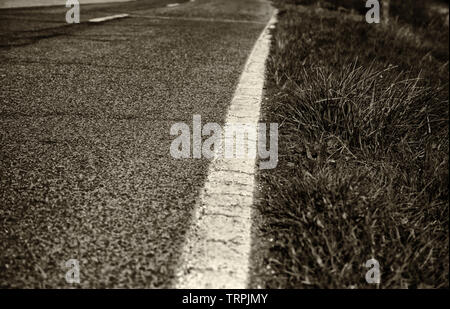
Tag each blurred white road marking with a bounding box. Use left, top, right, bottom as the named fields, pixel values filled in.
left=175, top=9, right=277, bottom=289
left=133, top=15, right=266, bottom=25
left=0, top=0, right=134, bottom=9
left=89, top=13, right=129, bottom=23
left=167, top=3, right=180, bottom=7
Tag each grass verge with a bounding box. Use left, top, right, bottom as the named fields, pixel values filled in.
left=253, top=1, right=449, bottom=288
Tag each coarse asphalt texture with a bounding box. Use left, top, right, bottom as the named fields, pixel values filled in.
left=0, top=0, right=273, bottom=288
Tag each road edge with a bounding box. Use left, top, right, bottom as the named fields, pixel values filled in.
left=174, top=7, right=278, bottom=289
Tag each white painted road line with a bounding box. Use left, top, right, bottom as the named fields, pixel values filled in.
left=89, top=13, right=129, bottom=23
left=175, top=10, right=277, bottom=289
left=132, top=14, right=267, bottom=25
left=167, top=3, right=180, bottom=7
left=0, top=0, right=135, bottom=9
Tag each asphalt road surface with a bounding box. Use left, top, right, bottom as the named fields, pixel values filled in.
left=0, top=0, right=272, bottom=288
left=0, top=0, right=135, bottom=9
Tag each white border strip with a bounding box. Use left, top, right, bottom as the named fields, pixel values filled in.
left=89, top=13, right=129, bottom=23
left=175, top=10, right=277, bottom=289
